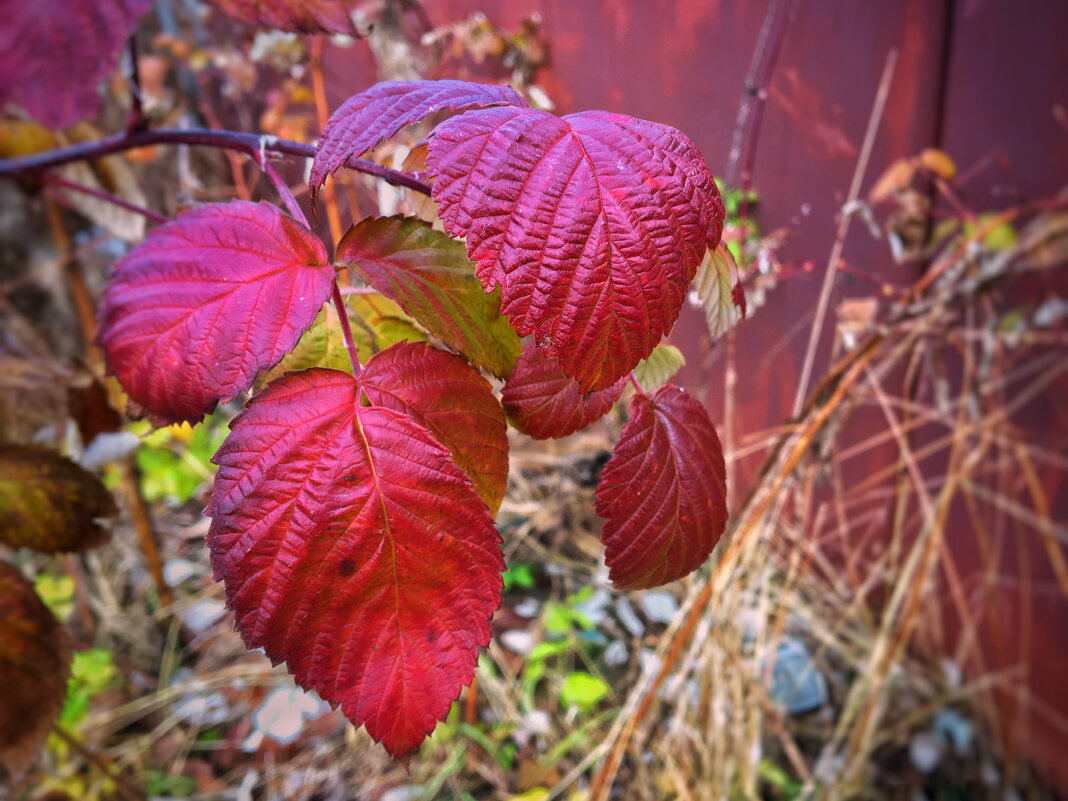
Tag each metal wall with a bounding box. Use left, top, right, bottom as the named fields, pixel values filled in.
left=323, top=0, right=1068, bottom=787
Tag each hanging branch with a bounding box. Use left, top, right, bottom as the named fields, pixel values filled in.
left=0, top=128, right=433, bottom=196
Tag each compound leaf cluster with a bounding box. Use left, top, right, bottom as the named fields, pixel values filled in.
left=94, top=79, right=743, bottom=759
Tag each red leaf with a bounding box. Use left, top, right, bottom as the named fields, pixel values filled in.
left=208, top=0, right=360, bottom=33
left=362, top=342, right=509, bottom=515
left=311, top=80, right=525, bottom=195
left=0, top=0, right=152, bottom=129
left=208, top=369, right=503, bottom=759
left=595, top=385, right=727, bottom=590
left=97, top=201, right=333, bottom=425
left=427, top=106, right=725, bottom=391
left=501, top=343, right=624, bottom=440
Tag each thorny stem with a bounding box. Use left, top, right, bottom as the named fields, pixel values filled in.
left=332, top=280, right=362, bottom=377
left=0, top=127, right=434, bottom=196
left=44, top=173, right=169, bottom=224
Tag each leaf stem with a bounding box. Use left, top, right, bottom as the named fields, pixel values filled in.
left=256, top=153, right=309, bottom=227
left=628, top=373, right=645, bottom=396
left=44, top=173, right=169, bottom=224
left=332, top=280, right=362, bottom=377
left=0, top=128, right=433, bottom=196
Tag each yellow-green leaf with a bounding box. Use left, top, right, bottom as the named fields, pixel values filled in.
left=0, top=445, right=116, bottom=553
left=266, top=295, right=426, bottom=382
left=559, top=672, right=609, bottom=712
left=632, top=344, right=685, bottom=395
left=337, top=215, right=521, bottom=378
left=691, top=242, right=746, bottom=341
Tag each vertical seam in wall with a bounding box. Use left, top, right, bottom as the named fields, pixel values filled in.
left=930, top=0, right=958, bottom=157
left=919, top=0, right=958, bottom=279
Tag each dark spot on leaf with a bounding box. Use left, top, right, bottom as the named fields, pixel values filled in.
left=338, top=559, right=356, bottom=577
left=427, top=629, right=435, bottom=642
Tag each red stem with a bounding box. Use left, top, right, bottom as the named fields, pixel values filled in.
left=257, top=156, right=309, bottom=227
left=332, top=280, right=362, bottom=377
left=44, top=174, right=169, bottom=225
left=0, top=128, right=433, bottom=196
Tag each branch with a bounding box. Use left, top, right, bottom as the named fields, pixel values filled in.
left=44, top=173, right=169, bottom=224
left=0, top=128, right=433, bottom=196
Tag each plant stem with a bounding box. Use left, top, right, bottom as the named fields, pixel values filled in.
left=256, top=155, right=309, bottom=227
left=125, top=35, right=147, bottom=134
left=44, top=173, right=169, bottom=224
left=0, top=128, right=433, bottom=196
left=332, top=280, right=362, bottom=377
left=791, top=49, right=898, bottom=418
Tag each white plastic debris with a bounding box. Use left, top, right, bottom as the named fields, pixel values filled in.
left=241, top=686, right=331, bottom=751
left=909, top=732, right=942, bottom=774
left=640, top=591, right=679, bottom=624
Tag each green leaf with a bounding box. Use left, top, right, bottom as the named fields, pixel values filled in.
left=542, top=602, right=574, bottom=637
left=34, top=574, right=74, bottom=622
left=964, top=213, right=1018, bottom=251
left=527, top=640, right=571, bottom=663
left=265, top=296, right=426, bottom=382
left=559, top=672, right=609, bottom=712
left=692, top=242, right=745, bottom=341
left=337, top=215, right=522, bottom=378
left=0, top=445, right=116, bottom=553
left=502, top=562, right=536, bottom=592
left=136, top=417, right=227, bottom=504
left=632, top=344, right=685, bottom=394
left=60, top=648, right=118, bottom=728
left=147, top=770, right=197, bottom=798
left=348, top=293, right=427, bottom=356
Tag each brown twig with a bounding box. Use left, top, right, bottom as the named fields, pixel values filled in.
left=120, top=460, right=173, bottom=609
left=51, top=724, right=145, bottom=801
left=792, top=49, right=898, bottom=417
left=588, top=336, right=882, bottom=801
left=44, top=173, right=169, bottom=225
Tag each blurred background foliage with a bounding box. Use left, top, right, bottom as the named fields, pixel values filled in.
left=0, top=1, right=1066, bottom=800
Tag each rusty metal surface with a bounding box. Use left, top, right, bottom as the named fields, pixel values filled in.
left=322, top=0, right=1067, bottom=786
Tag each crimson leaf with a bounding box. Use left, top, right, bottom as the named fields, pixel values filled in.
left=311, top=80, right=525, bottom=196
left=427, top=106, right=725, bottom=391
left=0, top=0, right=152, bottom=129
left=208, top=0, right=360, bottom=33
left=97, top=201, right=333, bottom=424
left=362, top=342, right=509, bottom=515
left=208, top=368, right=503, bottom=760
left=501, top=342, right=624, bottom=440
left=595, top=384, right=727, bottom=590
